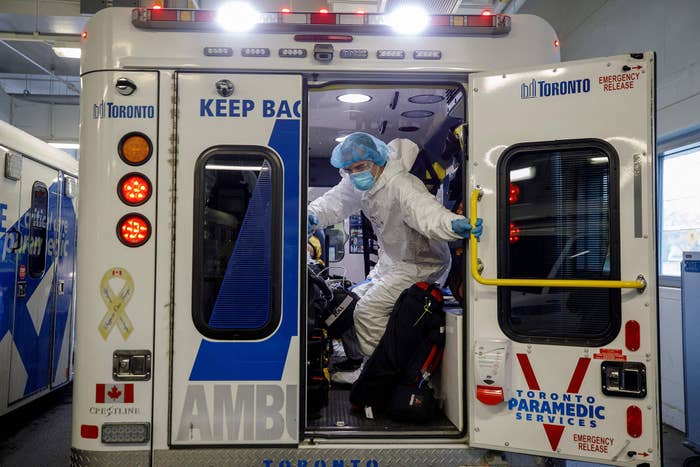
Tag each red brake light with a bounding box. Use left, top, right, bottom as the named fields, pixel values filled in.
left=281, top=8, right=291, bottom=13
left=356, top=10, right=365, bottom=14
left=466, top=15, right=494, bottom=27
left=81, top=31, right=87, bottom=39
left=509, top=182, right=520, bottom=204
left=152, top=4, right=162, bottom=9
left=554, top=39, right=560, bottom=48
left=311, top=12, right=336, bottom=24
left=118, top=214, right=152, bottom=247
left=118, top=173, right=152, bottom=206
left=509, top=222, right=520, bottom=244
left=481, top=9, right=492, bottom=16
left=150, top=8, right=177, bottom=21
left=319, top=8, right=329, bottom=13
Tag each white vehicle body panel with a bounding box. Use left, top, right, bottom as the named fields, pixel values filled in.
left=468, top=53, right=659, bottom=466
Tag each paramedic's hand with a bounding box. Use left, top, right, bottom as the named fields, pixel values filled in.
left=307, top=213, right=318, bottom=238
left=451, top=217, right=483, bottom=241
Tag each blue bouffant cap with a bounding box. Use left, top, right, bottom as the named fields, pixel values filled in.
left=330, top=132, right=388, bottom=169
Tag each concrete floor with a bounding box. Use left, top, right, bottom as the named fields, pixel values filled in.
left=0, top=383, right=697, bottom=466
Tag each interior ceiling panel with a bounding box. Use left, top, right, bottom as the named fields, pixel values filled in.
left=308, top=84, right=464, bottom=160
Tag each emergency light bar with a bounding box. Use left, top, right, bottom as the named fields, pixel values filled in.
left=131, top=8, right=511, bottom=36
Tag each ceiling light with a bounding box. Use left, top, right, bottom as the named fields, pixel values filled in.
left=53, top=47, right=81, bottom=59
left=408, top=94, right=444, bottom=104
left=337, top=93, right=371, bottom=103
left=385, top=6, right=429, bottom=34
left=49, top=142, right=80, bottom=150
left=510, top=167, right=536, bottom=182
left=217, top=2, right=261, bottom=32
left=401, top=110, right=434, bottom=118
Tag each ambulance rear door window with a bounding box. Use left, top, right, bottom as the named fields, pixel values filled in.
left=192, top=147, right=282, bottom=340
left=497, top=140, right=621, bottom=346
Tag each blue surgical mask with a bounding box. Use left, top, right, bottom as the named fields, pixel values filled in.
left=350, top=170, right=375, bottom=191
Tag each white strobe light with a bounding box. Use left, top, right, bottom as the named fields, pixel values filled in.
left=385, top=6, right=429, bottom=34
left=216, top=2, right=261, bottom=32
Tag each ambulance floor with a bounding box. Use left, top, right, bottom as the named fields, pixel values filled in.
left=0, top=382, right=695, bottom=466
left=306, top=387, right=458, bottom=433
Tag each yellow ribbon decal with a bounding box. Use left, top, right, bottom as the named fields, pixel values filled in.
left=98, top=267, right=135, bottom=340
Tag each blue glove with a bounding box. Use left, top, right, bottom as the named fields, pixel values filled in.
left=451, top=217, right=483, bottom=241
left=307, top=213, right=318, bottom=237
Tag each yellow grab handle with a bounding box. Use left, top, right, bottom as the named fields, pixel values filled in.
left=469, top=189, right=646, bottom=290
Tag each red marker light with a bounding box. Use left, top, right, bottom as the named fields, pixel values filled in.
left=152, top=4, right=162, bottom=9
left=509, top=222, right=521, bottom=244
left=554, top=39, right=560, bottom=48
left=356, top=10, right=365, bottom=14
left=117, top=214, right=151, bottom=247
left=319, top=8, right=329, bottom=13
left=509, top=182, right=520, bottom=204
left=118, top=174, right=152, bottom=206
left=281, top=8, right=291, bottom=13
left=625, top=320, right=641, bottom=351
left=81, top=31, right=87, bottom=39
left=481, top=9, right=492, bottom=16
left=627, top=406, right=643, bottom=438
left=81, top=425, right=99, bottom=439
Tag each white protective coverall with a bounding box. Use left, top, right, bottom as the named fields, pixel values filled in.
left=308, top=139, right=463, bottom=356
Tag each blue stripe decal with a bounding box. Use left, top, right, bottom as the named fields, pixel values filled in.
left=190, top=118, right=300, bottom=381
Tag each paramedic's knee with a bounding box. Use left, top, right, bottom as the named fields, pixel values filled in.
left=353, top=297, right=391, bottom=357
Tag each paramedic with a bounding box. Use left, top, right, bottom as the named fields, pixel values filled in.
left=308, top=132, right=482, bottom=367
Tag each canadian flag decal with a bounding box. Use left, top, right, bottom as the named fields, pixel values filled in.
left=95, top=383, right=134, bottom=403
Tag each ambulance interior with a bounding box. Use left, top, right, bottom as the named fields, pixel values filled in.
left=305, top=82, right=467, bottom=437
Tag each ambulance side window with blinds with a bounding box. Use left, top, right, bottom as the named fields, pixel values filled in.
left=28, top=181, right=49, bottom=278
left=192, top=148, right=282, bottom=339
left=497, top=140, right=621, bottom=346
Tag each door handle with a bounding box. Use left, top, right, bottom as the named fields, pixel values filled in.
left=469, top=189, right=646, bottom=292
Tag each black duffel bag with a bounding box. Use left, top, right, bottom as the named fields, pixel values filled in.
left=349, top=282, right=445, bottom=421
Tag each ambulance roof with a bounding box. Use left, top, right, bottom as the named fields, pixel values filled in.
left=81, top=8, right=559, bottom=75
left=0, top=120, right=78, bottom=176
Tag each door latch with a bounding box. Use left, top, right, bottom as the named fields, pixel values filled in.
left=113, top=350, right=151, bottom=381
left=601, top=361, right=646, bottom=398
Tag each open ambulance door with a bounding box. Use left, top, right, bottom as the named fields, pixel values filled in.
left=467, top=53, right=660, bottom=466
left=169, top=72, right=303, bottom=446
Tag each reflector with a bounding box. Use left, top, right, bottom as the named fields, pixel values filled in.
left=509, top=182, right=520, bottom=204
left=119, top=133, right=152, bottom=166
left=509, top=222, right=520, bottom=244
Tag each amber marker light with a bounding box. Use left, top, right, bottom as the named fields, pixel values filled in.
left=118, top=132, right=153, bottom=166
left=117, top=214, right=151, bottom=247
left=118, top=173, right=152, bottom=206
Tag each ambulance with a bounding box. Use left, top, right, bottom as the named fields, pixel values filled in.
left=0, top=120, right=78, bottom=417
left=72, top=4, right=660, bottom=466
